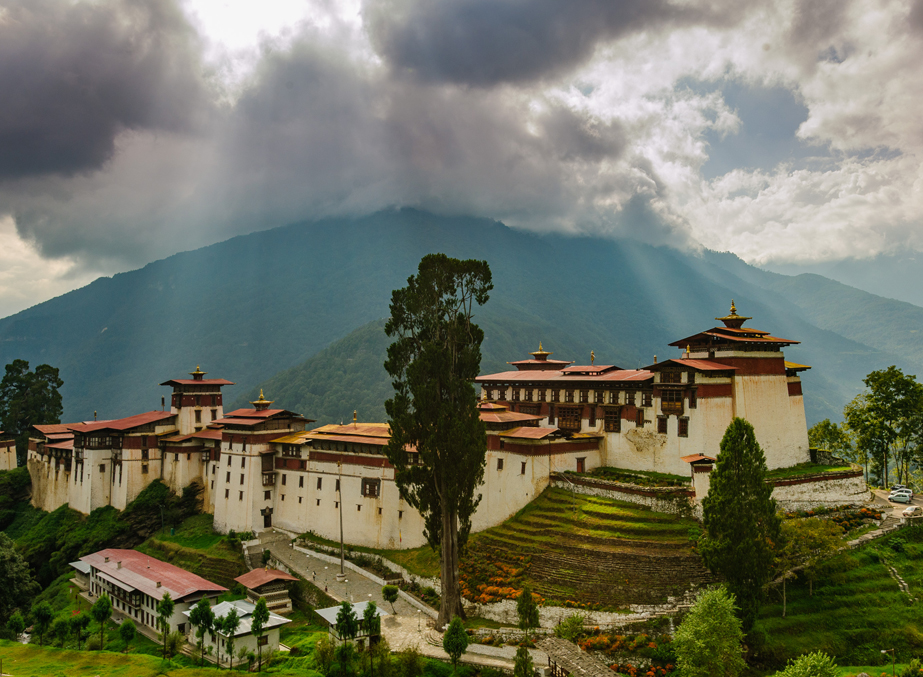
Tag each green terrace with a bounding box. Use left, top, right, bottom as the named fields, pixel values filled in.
left=575, top=467, right=691, bottom=488
left=459, top=488, right=711, bottom=610
left=765, top=462, right=857, bottom=481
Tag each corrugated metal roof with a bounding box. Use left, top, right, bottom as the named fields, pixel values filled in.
left=476, top=369, right=653, bottom=383
left=313, top=423, right=392, bottom=437
left=223, top=408, right=287, bottom=418
left=644, top=358, right=737, bottom=371
left=34, top=423, right=81, bottom=435
left=785, top=361, right=812, bottom=371
left=159, top=378, right=235, bottom=386
left=479, top=411, right=544, bottom=423
left=71, top=411, right=176, bottom=433
left=45, top=441, right=74, bottom=450
left=82, top=549, right=227, bottom=601
left=680, top=454, right=716, bottom=464
left=561, top=365, right=618, bottom=373
left=498, top=427, right=557, bottom=439
left=235, top=568, right=298, bottom=589
left=315, top=601, right=388, bottom=626
left=192, top=429, right=223, bottom=440
left=669, top=328, right=798, bottom=347
left=302, top=433, right=388, bottom=446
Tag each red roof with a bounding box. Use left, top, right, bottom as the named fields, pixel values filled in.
left=81, top=549, right=227, bottom=601
left=223, top=408, right=286, bottom=418
left=669, top=327, right=797, bottom=347
left=211, top=417, right=262, bottom=427
left=680, top=454, right=716, bottom=464
left=477, top=369, right=653, bottom=383
left=561, top=365, right=619, bottom=374
left=160, top=378, right=235, bottom=387
left=644, top=359, right=737, bottom=372
left=34, top=423, right=79, bottom=435
left=71, top=411, right=176, bottom=433
left=498, top=427, right=558, bottom=440
left=192, top=429, right=223, bottom=440
left=235, top=568, right=298, bottom=589
left=302, top=433, right=389, bottom=446
left=480, top=410, right=544, bottom=424
left=509, top=359, right=573, bottom=366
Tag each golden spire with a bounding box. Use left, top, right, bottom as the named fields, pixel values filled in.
left=189, top=365, right=207, bottom=379
left=529, top=342, right=552, bottom=360
left=591, top=350, right=595, bottom=365
left=353, top=410, right=357, bottom=426
left=716, top=299, right=752, bottom=329
left=250, top=389, right=274, bottom=410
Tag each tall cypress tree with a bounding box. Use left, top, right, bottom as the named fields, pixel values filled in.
left=384, top=253, right=492, bottom=627
left=698, top=417, right=780, bottom=632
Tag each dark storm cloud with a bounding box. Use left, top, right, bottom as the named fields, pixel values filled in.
left=0, top=0, right=209, bottom=179
left=910, top=0, right=923, bottom=32
left=364, top=0, right=728, bottom=86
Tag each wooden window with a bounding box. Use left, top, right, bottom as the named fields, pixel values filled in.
left=317, top=477, right=323, bottom=490
left=225, top=489, right=229, bottom=499
left=604, top=410, right=621, bottom=433
left=210, top=480, right=214, bottom=490
left=241, top=457, right=246, bottom=468
left=357, top=504, right=361, bottom=511
left=636, top=409, right=645, bottom=427
left=226, top=471, right=231, bottom=482
left=362, top=478, right=381, bottom=497
left=679, top=417, right=689, bottom=438
left=299, top=476, right=304, bottom=488
left=576, top=458, right=586, bottom=473
left=335, top=479, right=340, bottom=492
left=142, top=464, right=149, bottom=474
left=227, top=454, right=232, bottom=466
left=524, top=389, right=533, bottom=402
left=239, top=491, right=243, bottom=501
left=512, top=388, right=521, bottom=402
left=661, top=371, right=681, bottom=384
left=642, top=392, right=653, bottom=407
left=565, top=390, right=575, bottom=403
left=282, top=474, right=287, bottom=486
left=240, top=474, right=245, bottom=485
left=689, top=390, right=697, bottom=409
left=521, top=461, right=526, bottom=475
left=557, top=406, right=581, bottom=431
left=548, top=404, right=555, bottom=426
left=317, top=499, right=321, bottom=506
left=657, top=417, right=668, bottom=434
left=589, top=407, right=596, bottom=427
left=580, top=390, right=589, bottom=404
left=99, top=464, right=105, bottom=473
left=537, top=388, right=546, bottom=402
left=141, top=449, right=149, bottom=460
left=195, top=410, right=201, bottom=423
left=264, top=490, right=270, bottom=500
left=299, top=496, right=303, bottom=504
left=687, top=372, right=695, bottom=384
left=662, top=390, right=683, bottom=403
left=399, top=510, right=403, bottom=519
left=281, top=494, right=285, bottom=501
left=497, top=458, right=504, bottom=471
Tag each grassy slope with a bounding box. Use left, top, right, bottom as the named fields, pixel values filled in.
left=134, top=514, right=247, bottom=589
left=753, top=524, right=923, bottom=668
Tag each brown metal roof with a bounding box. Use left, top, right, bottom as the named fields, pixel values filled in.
left=680, top=453, right=716, bottom=464
left=235, top=568, right=298, bottom=589
left=71, top=411, right=176, bottom=433
left=669, top=328, right=797, bottom=347
left=211, top=417, right=262, bottom=427
left=477, top=369, right=653, bottom=383
left=643, top=358, right=737, bottom=371
left=561, top=365, right=619, bottom=374
left=498, top=427, right=558, bottom=439
left=34, top=423, right=81, bottom=435
left=159, top=378, right=235, bottom=387
left=45, top=440, right=74, bottom=450
left=479, top=411, right=544, bottom=424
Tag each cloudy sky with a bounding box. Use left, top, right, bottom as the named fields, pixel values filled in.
left=0, top=0, right=921, bottom=316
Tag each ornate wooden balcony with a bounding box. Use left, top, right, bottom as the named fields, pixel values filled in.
left=661, top=401, right=684, bottom=416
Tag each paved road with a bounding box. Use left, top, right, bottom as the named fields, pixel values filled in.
left=871, top=488, right=923, bottom=518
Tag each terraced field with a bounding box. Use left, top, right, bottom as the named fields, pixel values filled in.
left=460, top=488, right=713, bottom=610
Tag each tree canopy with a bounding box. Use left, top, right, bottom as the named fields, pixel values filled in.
left=156, top=592, right=175, bottom=658
left=442, top=615, right=469, bottom=672
left=252, top=597, right=270, bottom=671
left=773, top=651, right=838, bottom=677
left=383, top=253, right=492, bottom=626
left=699, top=417, right=781, bottom=631
left=517, top=586, right=539, bottom=635
left=90, top=593, right=111, bottom=649
left=0, top=532, right=39, bottom=623
left=0, top=359, right=63, bottom=465
left=673, top=587, right=745, bottom=677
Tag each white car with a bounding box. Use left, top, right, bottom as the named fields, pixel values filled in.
left=903, top=505, right=920, bottom=517
left=890, top=492, right=913, bottom=504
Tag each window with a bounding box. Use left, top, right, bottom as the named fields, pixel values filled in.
left=362, top=478, right=381, bottom=497
left=240, top=474, right=245, bottom=485
left=317, top=499, right=320, bottom=506
left=357, top=504, right=361, bottom=511
left=689, top=390, right=697, bottom=409
left=557, top=406, right=581, bottom=431
left=335, top=502, right=338, bottom=508
left=687, top=372, right=695, bottom=384
left=661, top=371, right=681, bottom=384
left=241, top=457, right=246, bottom=468
left=521, top=461, right=526, bottom=475
left=99, top=464, right=105, bottom=473
left=142, top=464, right=149, bottom=474
left=299, top=476, right=304, bottom=488
left=317, top=477, right=323, bottom=490
left=226, top=471, right=231, bottom=483
left=538, top=388, right=547, bottom=402
left=604, top=410, right=621, bottom=433
left=335, top=479, right=340, bottom=492
left=195, top=410, right=201, bottom=423
left=642, top=392, right=653, bottom=407
left=300, top=460, right=307, bottom=470
left=678, top=417, right=689, bottom=438
left=282, top=474, right=287, bottom=486
left=636, top=409, right=645, bottom=427
left=552, top=389, right=560, bottom=403
left=212, top=465, right=216, bottom=474
left=512, top=388, right=520, bottom=401
left=258, top=636, right=268, bottom=647
left=299, top=496, right=303, bottom=504
left=565, top=390, right=575, bottom=403
left=579, top=390, right=588, bottom=404
left=239, top=491, right=243, bottom=500
left=210, top=480, right=214, bottom=489
left=227, top=455, right=232, bottom=466
left=662, top=389, right=683, bottom=403
left=657, top=416, right=668, bottom=434
left=174, top=453, right=179, bottom=461
left=141, top=449, right=149, bottom=460
left=225, top=489, right=229, bottom=499
left=548, top=404, right=555, bottom=425
left=378, top=507, right=382, bottom=514
left=576, top=457, right=585, bottom=473
left=187, top=453, right=191, bottom=460
left=399, top=510, right=403, bottom=519
left=524, top=388, right=533, bottom=402
left=211, top=408, right=218, bottom=420
left=281, top=494, right=285, bottom=501
left=497, top=458, right=504, bottom=471
left=589, top=407, right=596, bottom=427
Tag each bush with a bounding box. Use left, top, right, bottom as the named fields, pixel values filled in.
left=554, top=613, right=585, bottom=642
left=85, top=635, right=102, bottom=651
left=394, top=646, right=425, bottom=677
left=900, top=658, right=923, bottom=677
left=165, top=630, right=184, bottom=657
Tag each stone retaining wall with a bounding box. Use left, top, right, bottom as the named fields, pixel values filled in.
left=770, top=470, right=871, bottom=510
left=550, top=474, right=694, bottom=515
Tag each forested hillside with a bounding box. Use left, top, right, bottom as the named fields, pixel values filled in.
left=0, top=209, right=920, bottom=426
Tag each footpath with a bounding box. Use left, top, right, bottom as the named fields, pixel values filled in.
left=258, top=531, right=547, bottom=672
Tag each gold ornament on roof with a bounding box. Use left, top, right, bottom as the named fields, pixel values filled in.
left=250, top=389, right=274, bottom=409
left=591, top=350, right=595, bottom=365
left=529, top=341, right=552, bottom=360
left=716, top=299, right=752, bottom=329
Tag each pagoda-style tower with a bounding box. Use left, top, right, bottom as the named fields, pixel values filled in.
left=161, top=367, right=235, bottom=435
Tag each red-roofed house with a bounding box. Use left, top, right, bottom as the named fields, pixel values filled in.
left=235, top=568, right=298, bottom=614
left=79, top=548, right=226, bottom=636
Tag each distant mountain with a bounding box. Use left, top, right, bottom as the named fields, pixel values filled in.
left=1, top=209, right=920, bottom=427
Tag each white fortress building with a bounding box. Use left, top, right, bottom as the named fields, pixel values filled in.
left=26, top=305, right=852, bottom=550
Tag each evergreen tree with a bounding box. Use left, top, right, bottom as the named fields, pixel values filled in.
left=382, top=584, right=399, bottom=613
left=516, top=586, right=539, bottom=636
left=0, top=360, right=63, bottom=466
left=0, top=532, right=39, bottom=622
left=442, top=616, right=469, bottom=673
left=383, top=253, right=492, bottom=626
left=251, top=597, right=270, bottom=672
left=774, top=651, right=838, bottom=677
left=673, top=587, right=745, bottom=677
left=189, top=597, right=214, bottom=665
left=119, top=619, right=136, bottom=652
left=514, top=645, right=534, bottom=677
left=223, top=607, right=241, bottom=671
left=89, top=594, right=111, bottom=649
left=7, top=611, right=25, bottom=640
left=699, top=417, right=781, bottom=631
left=70, top=612, right=90, bottom=649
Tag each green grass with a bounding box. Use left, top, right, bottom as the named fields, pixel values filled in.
left=754, top=524, right=923, bottom=668
left=579, top=466, right=691, bottom=487
left=766, top=462, right=856, bottom=480
left=151, top=513, right=227, bottom=550
left=298, top=530, right=440, bottom=579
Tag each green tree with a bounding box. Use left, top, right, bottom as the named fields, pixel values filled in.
left=514, top=645, right=534, bottom=677
left=699, top=417, right=781, bottom=631
left=382, top=584, right=400, bottom=613
left=8, top=611, right=25, bottom=640
left=252, top=597, right=270, bottom=672
left=189, top=597, right=215, bottom=665
left=223, top=606, right=241, bottom=671
left=51, top=616, right=70, bottom=647
left=363, top=601, right=380, bottom=675
left=442, top=615, right=469, bottom=673
left=156, top=592, right=175, bottom=659
left=395, top=646, right=425, bottom=677
left=0, top=359, right=64, bottom=465
left=70, top=612, right=90, bottom=649
left=31, top=600, right=54, bottom=647
left=335, top=601, right=359, bottom=645
left=844, top=367, right=923, bottom=487
left=808, top=419, right=854, bottom=460
left=516, top=586, right=539, bottom=636
left=383, top=254, right=492, bottom=626
left=774, top=651, right=838, bottom=677
left=0, top=532, right=39, bottom=623
left=89, top=593, right=111, bottom=649
left=673, top=587, right=745, bottom=677
left=119, top=619, right=136, bottom=652
left=775, top=518, right=843, bottom=614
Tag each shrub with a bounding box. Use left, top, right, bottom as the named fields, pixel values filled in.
left=554, top=613, right=585, bottom=642
left=85, top=635, right=102, bottom=651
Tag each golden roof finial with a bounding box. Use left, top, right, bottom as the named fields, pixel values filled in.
left=353, top=410, right=357, bottom=426
left=250, top=389, right=274, bottom=409
left=716, top=299, right=751, bottom=328
left=591, top=350, right=595, bottom=365
left=730, top=300, right=737, bottom=315
left=259, top=389, right=265, bottom=400
left=539, top=341, right=543, bottom=351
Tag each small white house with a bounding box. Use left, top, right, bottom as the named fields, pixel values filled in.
left=183, top=599, right=290, bottom=667
left=315, top=601, right=388, bottom=650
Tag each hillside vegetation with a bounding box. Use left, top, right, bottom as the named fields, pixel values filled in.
left=1, top=210, right=921, bottom=426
